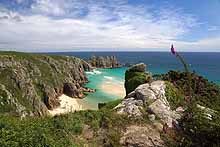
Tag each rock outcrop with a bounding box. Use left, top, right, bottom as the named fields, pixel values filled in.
left=88, top=56, right=121, bottom=68
left=116, top=81, right=183, bottom=128
left=124, top=63, right=152, bottom=94
left=0, top=52, right=92, bottom=116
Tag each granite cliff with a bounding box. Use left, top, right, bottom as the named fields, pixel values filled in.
left=0, top=52, right=92, bottom=116
left=88, top=55, right=121, bottom=68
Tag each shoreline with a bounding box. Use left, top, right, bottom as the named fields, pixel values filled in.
left=100, top=80, right=125, bottom=98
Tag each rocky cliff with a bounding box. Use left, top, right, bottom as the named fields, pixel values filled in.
left=88, top=55, right=121, bottom=68
left=0, top=52, right=92, bottom=117
left=115, top=63, right=220, bottom=146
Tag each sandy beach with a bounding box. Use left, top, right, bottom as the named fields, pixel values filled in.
left=48, top=94, right=83, bottom=116
left=100, top=81, right=125, bottom=97
left=48, top=94, right=97, bottom=116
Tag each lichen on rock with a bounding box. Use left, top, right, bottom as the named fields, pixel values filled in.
left=116, top=80, right=183, bottom=128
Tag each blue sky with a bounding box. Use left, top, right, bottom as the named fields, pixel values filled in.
left=0, top=0, right=220, bottom=52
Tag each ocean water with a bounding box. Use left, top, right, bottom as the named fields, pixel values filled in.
left=49, top=52, right=220, bottom=107
left=82, top=67, right=126, bottom=108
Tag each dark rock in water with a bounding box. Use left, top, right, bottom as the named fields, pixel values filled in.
left=0, top=52, right=93, bottom=116
left=124, top=63, right=152, bottom=94
left=88, top=56, right=121, bottom=68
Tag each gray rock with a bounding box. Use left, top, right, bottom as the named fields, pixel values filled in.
left=148, top=114, right=156, bottom=121
left=88, top=56, right=121, bottom=68
left=115, top=97, right=143, bottom=117
left=120, top=125, right=165, bottom=147
left=116, top=80, right=183, bottom=128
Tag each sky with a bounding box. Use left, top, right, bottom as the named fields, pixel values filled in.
left=0, top=0, right=220, bottom=52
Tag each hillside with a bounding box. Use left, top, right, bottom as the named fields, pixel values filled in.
left=0, top=54, right=219, bottom=146
left=0, top=52, right=92, bottom=116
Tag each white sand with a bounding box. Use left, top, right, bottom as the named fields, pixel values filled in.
left=48, top=94, right=83, bottom=116
left=100, top=81, right=125, bottom=97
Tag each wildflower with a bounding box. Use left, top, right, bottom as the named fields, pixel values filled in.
left=171, top=44, right=176, bottom=55
left=170, top=44, right=192, bottom=101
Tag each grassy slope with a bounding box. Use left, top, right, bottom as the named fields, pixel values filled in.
left=0, top=100, right=151, bottom=147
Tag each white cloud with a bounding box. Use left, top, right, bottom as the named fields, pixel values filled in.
left=31, top=0, right=66, bottom=16
left=0, top=0, right=219, bottom=52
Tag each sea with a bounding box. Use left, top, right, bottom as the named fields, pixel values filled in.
left=49, top=52, right=220, bottom=108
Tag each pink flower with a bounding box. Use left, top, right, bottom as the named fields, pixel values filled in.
left=171, top=44, right=176, bottom=55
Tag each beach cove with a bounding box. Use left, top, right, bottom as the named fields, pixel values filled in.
left=48, top=67, right=126, bottom=115
left=82, top=67, right=127, bottom=109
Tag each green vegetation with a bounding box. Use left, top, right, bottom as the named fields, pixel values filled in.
left=0, top=99, right=150, bottom=147
left=1, top=52, right=220, bottom=146
left=159, top=71, right=220, bottom=146
left=98, top=99, right=122, bottom=110
left=165, top=81, right=184, bottom=110
left=0, top=51, right=87, bottom=115
left=179, top=106, right=220, bottom=146
left=162, top=70, right=220, bottom=111
left=125, top=71, right=151, bottom=94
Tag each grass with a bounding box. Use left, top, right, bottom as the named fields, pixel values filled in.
left=0, top=98, right=153, bottom=147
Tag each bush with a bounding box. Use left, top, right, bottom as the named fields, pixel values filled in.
left=165, top=81, right=184, bottom=110
left=125, top=71, right=150, bottom=94
left=179, top=106, right=220, bottom=146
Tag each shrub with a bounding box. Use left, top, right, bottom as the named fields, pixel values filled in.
left=165, top=81, right=184, bottom=110
left=125, top=71, right=151, bottom=94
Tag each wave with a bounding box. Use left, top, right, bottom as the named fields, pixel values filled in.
left=86, top=69, right=102, bottom=75
left=104, top=76, right=114, bottom=80
left=86, top=71, right=95, bottom=75
left=93, top=69, right=102, bottom=74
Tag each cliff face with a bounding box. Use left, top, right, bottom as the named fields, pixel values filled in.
left=88, top=56, right=121, bottom=68
left=0, top=52, right=92, bottom=116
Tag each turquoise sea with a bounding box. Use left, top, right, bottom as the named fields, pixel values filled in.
left=49, top=52, right=220, bottom=107
left=82, top=67, right=127, bottom=108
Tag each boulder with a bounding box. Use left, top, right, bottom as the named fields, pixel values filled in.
left=116, top=80, right=183, bottom=128
left=115, top=97, right=143, bottom=117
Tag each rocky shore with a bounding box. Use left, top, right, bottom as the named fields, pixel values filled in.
left=0, top=52, right=94, bottom=116
left=0, top=54, right=219, bottom=146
